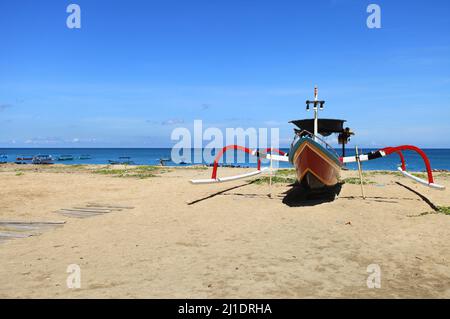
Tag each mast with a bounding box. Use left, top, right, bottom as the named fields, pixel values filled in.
left=313, top=85, right=319, bottom=140
left=305, top=85, right=325, bottom=142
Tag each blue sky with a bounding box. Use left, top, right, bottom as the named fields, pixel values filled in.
left=0, top=0, right=449, bottom=148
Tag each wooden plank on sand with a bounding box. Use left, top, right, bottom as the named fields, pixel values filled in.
left=0, top=231, right=33, bottom=238
left=87, top=203, right=135, bottom=209
left=0, top=221, right=66, bottom=225
left=59, top=208, right=113, bottom=213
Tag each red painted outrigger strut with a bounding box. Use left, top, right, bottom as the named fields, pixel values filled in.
left=381, top=145, right=434, bottom=184
left=191, top=143, right=444, bottom=190
left=211, top=146, right=286, bottom=179
left=341, top=145, right=444, bottom=189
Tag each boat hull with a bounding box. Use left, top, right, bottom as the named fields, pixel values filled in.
left=289, top=137, right=342, bottom=189
left=32, top=155, right=53, bottom=165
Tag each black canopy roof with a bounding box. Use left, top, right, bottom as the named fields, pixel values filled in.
left=289, top=119, right=346, bottom=137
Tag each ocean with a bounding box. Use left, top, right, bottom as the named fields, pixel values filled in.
left=1, top=148, right=450, bottom=171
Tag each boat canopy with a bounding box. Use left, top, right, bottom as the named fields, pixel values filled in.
left=289, top=119, right=346, bottom=136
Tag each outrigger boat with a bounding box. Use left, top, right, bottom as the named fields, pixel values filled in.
left=15, top=155, right=33, bottom=164
left=159, top=158, right=171, bottom=166
left=191, top=87, right=445, bottom=191
left=0, top=154, right=7, bottom=164
left=16, top=155, right=33, bottom=161
left=32, top=155, right=54, bottom=165
left=57, top=154, right=74, bottom=161
left=108, top=156, right=135, bottom=165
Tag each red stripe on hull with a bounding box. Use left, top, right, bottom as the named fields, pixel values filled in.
left=293, top=142, right=341, bottom=188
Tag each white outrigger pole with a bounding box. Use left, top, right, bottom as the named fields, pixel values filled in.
left=191, top=145, right=445, bottom=190
left=190, top=146, right=288, bottom=184
left=341, top=146, right=445, bottom=190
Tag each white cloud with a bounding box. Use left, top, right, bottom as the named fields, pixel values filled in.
left=161, top=119, right=184, bottom=126
left=24, top=137, right=62, bottom=145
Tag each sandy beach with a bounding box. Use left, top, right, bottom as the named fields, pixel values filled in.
left=0, top=163, right=449, bottom=298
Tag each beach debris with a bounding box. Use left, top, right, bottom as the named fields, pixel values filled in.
left=0, top=220, right=65, bottom=244
left=56, top=203, right=135, bottom=218
left=345, top=221, right=352, bottom=226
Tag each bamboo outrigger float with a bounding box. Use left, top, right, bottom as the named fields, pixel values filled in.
left=190, top=87, right=445, bottom=191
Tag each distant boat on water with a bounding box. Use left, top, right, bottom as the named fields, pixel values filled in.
left=79, top=154, right=91, bottom=160
left=16, top=155, right=33, bottom=161
left=32, top=155, right=54, bottom=165
left=1, top=147, right=448, bottom=170
left=57, top=155, right=74, bottom=161
left=159, top=158, right=171, bottom=166
left=15, top=155, right=33, bottom=164
left=108, top=156, right=135, bottom=165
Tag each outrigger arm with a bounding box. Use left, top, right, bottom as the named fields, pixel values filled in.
left=190, top=145, right=288, bottom=184
left=191, top=144, right=444, bottom=190
left=341, top=145, right=445, bottom=190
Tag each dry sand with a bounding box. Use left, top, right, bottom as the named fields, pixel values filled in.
left=0, top=163, right=449, bottom=298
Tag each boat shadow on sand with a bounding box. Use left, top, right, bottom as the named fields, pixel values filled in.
left=187, top=181, right=343, bottom=206
left=282, top=183, right=343, bottom=207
